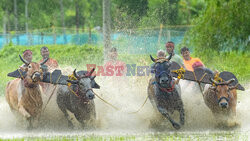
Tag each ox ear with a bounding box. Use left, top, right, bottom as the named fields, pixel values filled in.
left=67, top=79, right=79, bottom=84
left=91, top=80, right=100, bottom=89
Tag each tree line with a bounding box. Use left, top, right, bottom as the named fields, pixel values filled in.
left=0, top=0, right=206, bottom=33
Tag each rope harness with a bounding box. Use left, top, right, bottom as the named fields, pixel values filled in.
left=192, top=71, right=208, bottom=96
left=171, top=67, right=185, bottom=80
left=42, top=73, right=62, bottom=113
left=153, top=80, right=175, bottom=93
left=18, top=69, right=41, bottom=88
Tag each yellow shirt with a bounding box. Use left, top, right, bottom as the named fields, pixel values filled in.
left=183, top=57, right=204, bottom=71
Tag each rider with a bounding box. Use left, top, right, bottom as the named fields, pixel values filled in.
left=20, top=50, right=33, bottom=71
left=166, top=41, right=184, bottom=67
left=150, top=50, right=166, bottom=74
left=181, top=47, right=204, bottom=71
left=39, top=46, right=59, bottom=72
left=39, top=46, right=59, bottom=94
left=104, top=47, right=127, bottom=77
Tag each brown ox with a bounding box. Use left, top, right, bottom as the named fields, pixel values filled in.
left=203, top=78, right=238, bottom=127
left=5, top=55, right=48, bottom=129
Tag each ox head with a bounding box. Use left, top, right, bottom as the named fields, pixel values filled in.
left=209, top=78, right=236, bottom=109
left=150, top=53, right=173, bottom=88
left=19, top=55, right=48, bottom=83
left=67, top=68, right=96, bottom=100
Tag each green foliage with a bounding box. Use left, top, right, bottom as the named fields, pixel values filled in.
left=111, top=0, right=149, bottom=29
left=183, top=0, right=250, bottom=53
left=115, top=0, right=148, bottom=18
left=0, top=0, right=207, bottom=31
left=178, top=0, right=206, bottom=24
left=149, top=0, right=179, bottom=25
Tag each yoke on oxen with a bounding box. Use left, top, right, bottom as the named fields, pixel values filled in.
left=8, top=69, right=100, bottom=88
left=7, top=65, right=100, bottom=129
left=169, top=62, right=244, bottom=91
left=169, top=61, right=245, bottom=128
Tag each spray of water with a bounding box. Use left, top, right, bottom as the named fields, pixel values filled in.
left=0, top=66, right=249, bottom=138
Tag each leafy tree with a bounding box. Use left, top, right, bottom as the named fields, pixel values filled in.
left=112, top=0, right=148, bottom=29
left=183, top=0, right=250, bottom=53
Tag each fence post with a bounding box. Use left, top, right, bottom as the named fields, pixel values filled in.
left=157, top=24, right=163, bottom=49
left=167, top=30, right=171, bottom=42
left=53, top=26, right=56, bottom=44
left=3, top=14, right=7, bottom=45
left=41, top=32, right=44, bottom=44
left=88, top=24, right=92, bottom=44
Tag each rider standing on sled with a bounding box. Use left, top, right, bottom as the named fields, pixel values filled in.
left=165, top=41, right=185, bottom=68
left=181, top=47, right=204, bottom=72
left=20, top=50, right=33, bottom=71
left=39, top=46, right=59, bottom=94
left=150, top=50, right=166, bottom=74
left=39, top=46, right=59, bottom=72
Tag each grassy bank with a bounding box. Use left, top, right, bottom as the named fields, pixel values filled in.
left=0, top=44, right=249, bottom=96
left=194, top=50, right=250, bottom=83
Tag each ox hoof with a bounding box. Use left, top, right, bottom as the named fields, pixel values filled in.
left=172, top=122, right=181, bottom=130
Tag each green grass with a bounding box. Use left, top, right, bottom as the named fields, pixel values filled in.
left=1, top=132, right=249, bottom=140
left=0, top=44, right=249, bottom=96
left=194, top=50, right=250, bottom=83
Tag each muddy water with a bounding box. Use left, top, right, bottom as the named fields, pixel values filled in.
left=0, top=71, right=249, bottom=138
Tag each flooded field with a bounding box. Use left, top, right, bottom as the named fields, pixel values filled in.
left=0, top=71, right=249, bottom=140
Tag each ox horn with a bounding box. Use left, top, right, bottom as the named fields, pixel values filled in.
left=210, top=78, right=235, bottom=85
left=86, top=68, right=95, bottom=77
left=210, top=78, right=219, bottom=85
left=19, top=55, right=29, bottom=65
left=216, top=78, right=235, bottom=85
left=167, top=53, right=173, bottom=61
left=150, top=55, right=156, bottom=62
left=40, top=58, right=49, bottom=65
left=73, top=69, right=80, bottom=79
left=225, top=78, right=235, bottom=85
